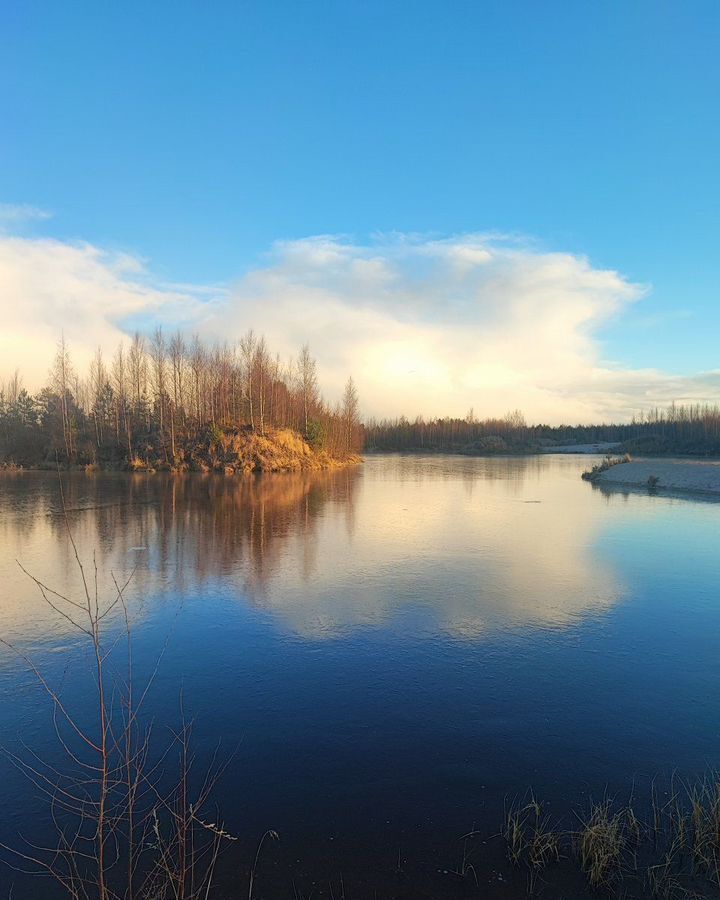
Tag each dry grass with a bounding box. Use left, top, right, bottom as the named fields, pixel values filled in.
left=496, top=779, right=720, bottom=898
left=576, top=800, right=627, bottom=888
left=582, top=453, right=632, bottom=482
left=274, top=428, right=312, bottom=455
left=687, top=777, right=720, bottom=881
left=217, top=426, right=360, bottom=473
left=646, top=862, right=700, bottom=900
left=503, top=795, right=560, bottom=872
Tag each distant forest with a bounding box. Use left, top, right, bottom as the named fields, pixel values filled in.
left=365, top=405, right=720, bottom=456
left=0, top=332, right=362, bottom=468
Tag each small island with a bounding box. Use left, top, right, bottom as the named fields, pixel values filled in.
left=0, top=334, right=362, bottom=473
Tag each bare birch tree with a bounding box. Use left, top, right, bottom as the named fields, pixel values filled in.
left=342, top=376, right=359, bottom=455
left=297, top=344, right=318, bottom=436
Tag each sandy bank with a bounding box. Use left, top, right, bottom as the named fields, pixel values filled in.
left=594, top=459, right=720, bottom=495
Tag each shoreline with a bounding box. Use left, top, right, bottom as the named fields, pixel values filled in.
left=0, top=456, right=363, bottom=475
left=0, top=427, right=363, bottom=475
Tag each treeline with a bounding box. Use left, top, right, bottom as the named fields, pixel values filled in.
left=365, top=404, right=720, bottom=456
left=0, top=331, right=362, bottom=468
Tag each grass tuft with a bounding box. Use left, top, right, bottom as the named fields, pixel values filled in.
left=503, top=794, right=560, bottom=873
left=576, top=800, right=626, bottom=888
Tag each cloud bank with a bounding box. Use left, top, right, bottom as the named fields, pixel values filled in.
left=1, top=225, right=718, bottom=423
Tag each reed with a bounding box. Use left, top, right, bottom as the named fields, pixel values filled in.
left=503, top=794, right=560, bottom=875
left=495, top=779, right=720, bottom=898
left=576, top=800, right=626, bottom=888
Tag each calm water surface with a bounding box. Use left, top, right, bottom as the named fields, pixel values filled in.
left=1, top=455, right=719, bottom=896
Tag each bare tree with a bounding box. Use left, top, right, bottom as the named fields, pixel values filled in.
left=297, top=344, right=318, bottom=437
left=150, top=327, right=168, bottom=459
left=5, top=368, right=22, bottom=405
left=189, top=335, right=206, bottom=424
left=239, top=330, right=257, bottom=430
left=255, top=337, right=269, bottom=433
left=89, top=347, right=109, bottom=447
left=128, top=332, right=148, bottom=434
left=342, top=376, right=360, bottom=455
left=50, top=334, right=75, bottom=461
left=112, top=342, right=133, bottom=459
left=169, top=331, right=187, bottom=458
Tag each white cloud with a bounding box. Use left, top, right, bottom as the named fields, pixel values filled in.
left=1, top=223, right=719, bottom=423
left=0, top=203, right=53, bottom=228
left=0, top=237, right=215, bottom=382
left=211, top=234, right=653, bottom=421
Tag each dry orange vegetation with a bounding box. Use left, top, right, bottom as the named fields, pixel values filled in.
left=126, top=426, right=362, bottom=474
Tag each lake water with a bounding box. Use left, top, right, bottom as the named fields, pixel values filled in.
left=1, top=455, right=719, bottom=898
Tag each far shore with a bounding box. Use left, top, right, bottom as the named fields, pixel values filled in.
left=593, top=458, right=720, bottom=495
left=543, top=441, right=622, bottom=454
left=366, top=443, right=720, bottom=460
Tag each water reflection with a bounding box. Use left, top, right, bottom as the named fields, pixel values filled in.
left=592, top=479, right=720, bottom=506
left=0, top=455, right=624, bottom=646
left=0, top=469, right=360, bottom=646
left=253, top=454, right=624, bottom=637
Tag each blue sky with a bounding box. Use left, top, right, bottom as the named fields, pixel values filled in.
left=1, top=1, right=719, bottom=420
